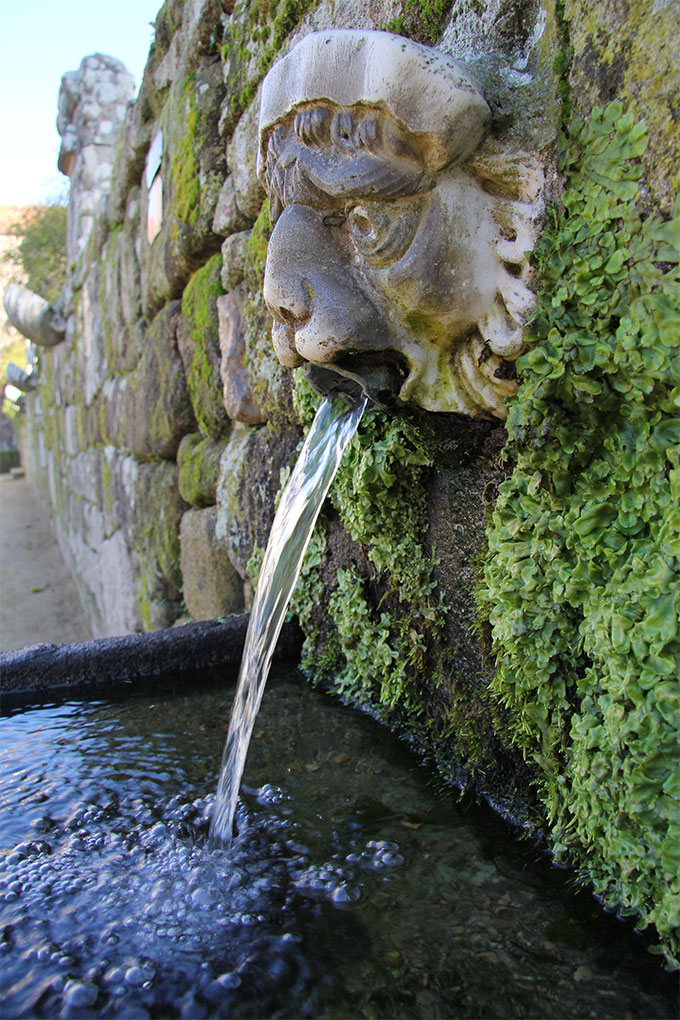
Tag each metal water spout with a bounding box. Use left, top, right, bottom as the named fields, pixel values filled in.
left=257, top=30, right=543, bottom=420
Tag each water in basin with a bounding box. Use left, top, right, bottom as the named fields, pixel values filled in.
left=1, top=671, right=676, bottom=1018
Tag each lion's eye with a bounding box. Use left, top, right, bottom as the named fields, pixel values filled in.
left=347, top=199, right=424, bottom=267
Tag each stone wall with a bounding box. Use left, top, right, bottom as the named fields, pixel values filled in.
left=23, top=0, right=678, bottom=963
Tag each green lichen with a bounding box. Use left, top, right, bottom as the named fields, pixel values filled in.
left=177, top=431, right=225, bottom=506
left=242, top=200, right=296, bottom=425
left=132, top=464, right=186, bottom=630
left=181, top=254, right=230, bottom=437
left=222, top=0, right=320, bottom=125
left=170, top=85, right=201, bottom=228
left=245, top=201, right=272, bottom=277
left=479, top=101, right=680, bottom=966
left=383, top=0, right=454, bottom=46
left=564, top=0, right=679, bottom=214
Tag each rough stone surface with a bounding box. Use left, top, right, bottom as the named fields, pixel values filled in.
left=220, top=229, right=251, bottom=290
left=216, top=424, right=301, bottom=579
left=57, top=54, right=135, bottom=264
left=177, top=256, right=231, bottom=437
left=227, top=100, right=266, bottom=223
left=123, top=300, right=196, bottom=461
left=100, top=187, right=145, bottom=375
left=212, top=176, right=253, bottom=237
left=564, top=0, right=679, bottom=214
left=79, top=263, right=107, bottom=406
left=180, top=506, right=245, bottom=619
left=177, top=431, right=227, bottom=507
left=217, top=288, right=266, bottom=423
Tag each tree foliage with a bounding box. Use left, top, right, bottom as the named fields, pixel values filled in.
left=4, top=204, right=67, bottom=305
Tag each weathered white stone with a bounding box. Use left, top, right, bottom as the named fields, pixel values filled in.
left=258, top=29, right=544, bottom=418
left=80, top=265, right=107, bottom=405
left=228, top=100, right=266, bottom=223
left=82, top=500, right=106, bottom=552
left=57, top=54, right=135, bottom=262
left=69, top=450, right=102, bottom=505
left=213, top=176, right=253, bottom=237
left=63, top=405, right=80, bottom=457
left=220, top=229, right=251, bottom=291
left=2, top=285, right=65, bottom=348
left=97, top=529, right=143, bottom=636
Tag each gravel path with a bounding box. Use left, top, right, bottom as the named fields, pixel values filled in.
left=0, top=473, right=91, bottom=651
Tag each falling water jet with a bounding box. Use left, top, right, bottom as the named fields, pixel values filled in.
left=210, top=391, right=367, bottom=845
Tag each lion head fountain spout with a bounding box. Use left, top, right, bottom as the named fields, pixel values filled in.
left=257, top=30, right=540, bottom=419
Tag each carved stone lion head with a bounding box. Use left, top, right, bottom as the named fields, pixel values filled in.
left=258, top=30, right=541, bottom=419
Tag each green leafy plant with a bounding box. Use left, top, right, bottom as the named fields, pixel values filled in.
left=479, top=101, right=680, bottom=966
left=287, top=370, right=445, bottom=715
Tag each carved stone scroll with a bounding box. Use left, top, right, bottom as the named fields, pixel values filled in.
left=257, top=30, right=542, bottom=419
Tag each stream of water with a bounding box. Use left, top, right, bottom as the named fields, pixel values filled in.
left=210, top=393, right=367, bottom=844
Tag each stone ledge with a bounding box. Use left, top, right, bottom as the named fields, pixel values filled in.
left=0, top=616, right=302, bottom=705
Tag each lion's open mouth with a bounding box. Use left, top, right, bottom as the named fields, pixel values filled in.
left=305, top=351, right=410, bottom=410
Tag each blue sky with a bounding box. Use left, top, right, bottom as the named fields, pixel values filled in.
left=1, top=0, right=163, bottom=206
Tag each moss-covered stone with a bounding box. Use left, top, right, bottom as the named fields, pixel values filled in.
left=165, top=62, right=226, bottom=283
left=215, top=422, right=301, bottom=578
left=100, top=189, right=145, bottom=377
left=564, top=0, right=679, bottom=214
left=131, top=461, right=188, bottom=630
left=220, top=0, right=321, bottom=135
left=178, top=254, right=231, bottom=437
left=241, top=201, right=296, bottom=426
left=383, top=0, right=455, bottom=45
left=177, top=431, right=228, bottom=506
left=141, top=60, right=226, bottom=318
left=123, top=301, right=196, bottom=461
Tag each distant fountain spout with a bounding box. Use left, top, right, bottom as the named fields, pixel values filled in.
left=210, top=392, right=367, bottom=844
left=3, top=284, right=65, bottom=349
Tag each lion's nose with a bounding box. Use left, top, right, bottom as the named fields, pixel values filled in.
left=263, top=204, right=390, bottom=370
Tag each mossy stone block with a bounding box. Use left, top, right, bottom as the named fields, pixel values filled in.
left=565, top=0, right=679, bottom=213
left=177, top=431, right=228, bottom=507
left=178, top=254, right=230, bottom=438
left=215, top=423, right=301, bottom=579
left=131, top=460, right=187, bottom=630
left=124, top=300, right=196, bottom=461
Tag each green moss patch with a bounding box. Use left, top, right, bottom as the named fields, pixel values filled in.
left=479, top=101, right=680, bottom=965
left=180, top=254, right=230, bottom=437
left=241, top=201, right=296, bottom=425
left=132, top=463, right=187, bottom=630
left=383, top=0, right=454, bottom=46
left=221, top=0, right=320, bottom=127
left=177, top=431, right=226, bottom=506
